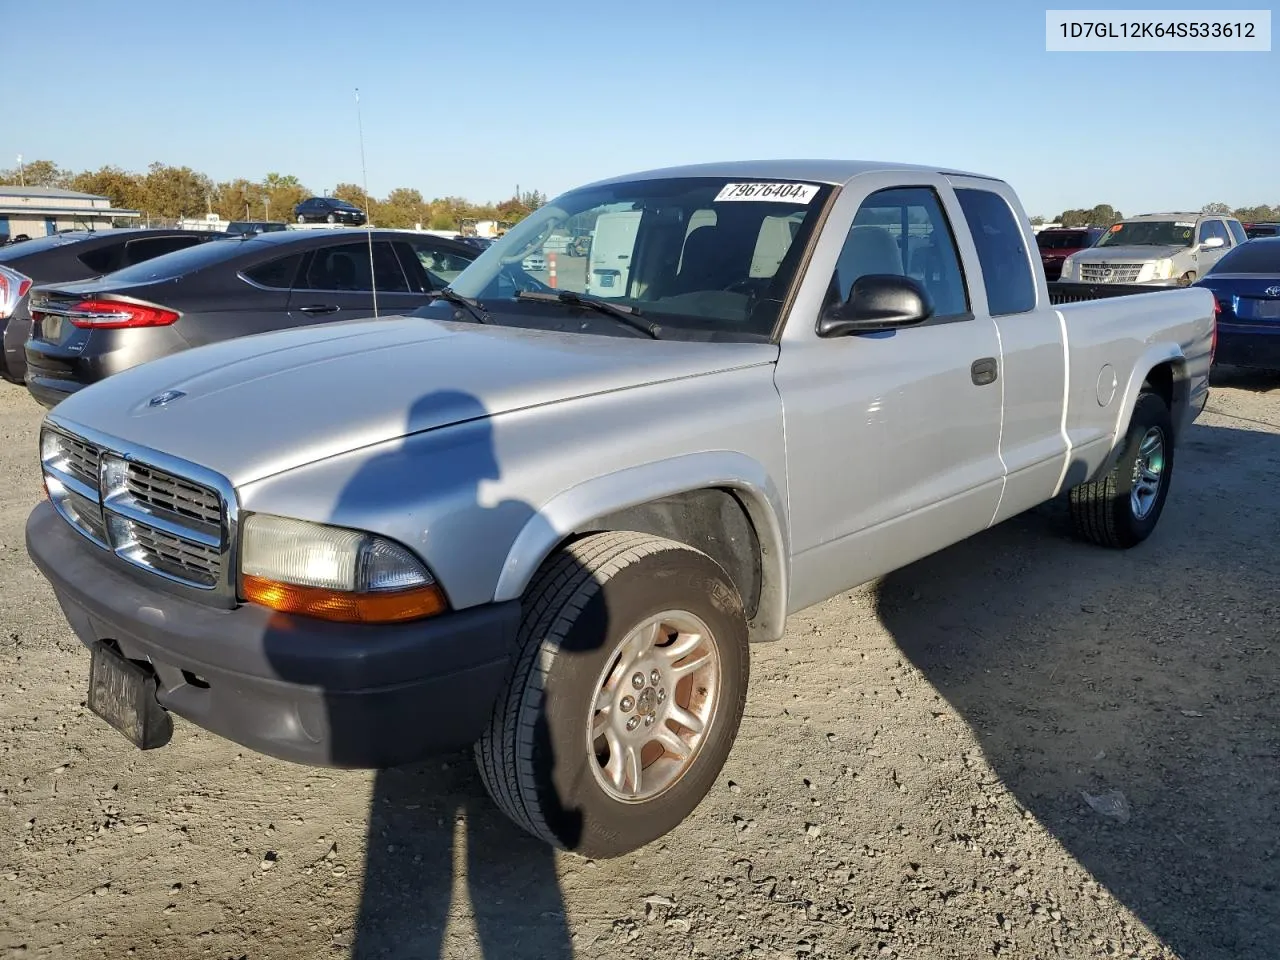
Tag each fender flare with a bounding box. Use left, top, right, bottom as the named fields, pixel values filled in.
left=1100, top=343, right=1188, bottom=474
left=492, top=451, right=791, bottom=643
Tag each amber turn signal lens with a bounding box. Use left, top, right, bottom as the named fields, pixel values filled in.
left=242, top=574, right=448, bottom=623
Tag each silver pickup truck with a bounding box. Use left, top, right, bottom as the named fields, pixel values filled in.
left=26, top=160, right=1215, bottom=858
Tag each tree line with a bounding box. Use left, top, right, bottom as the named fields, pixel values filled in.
left=1034, top=201, right=1278, bottom=228
left=0, top=159, right=547, bottom=230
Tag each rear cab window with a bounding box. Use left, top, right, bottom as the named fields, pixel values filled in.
left=955, top=188, right=1037, bottom=316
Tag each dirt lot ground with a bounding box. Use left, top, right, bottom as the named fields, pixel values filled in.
left=1, top=372, right=1277, bottom=960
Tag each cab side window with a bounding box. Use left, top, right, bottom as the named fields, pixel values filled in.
left=954, top=188, right=1036, bottom=316
left=833, top=186, right=969, bottom=319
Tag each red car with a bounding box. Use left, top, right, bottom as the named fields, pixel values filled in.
left=1037, top=227, right=1104, bottom=281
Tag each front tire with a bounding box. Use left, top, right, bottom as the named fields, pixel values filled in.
left=1069, top=390, right=1175, bottom=548
left=475, top=531, right=750, bottom=859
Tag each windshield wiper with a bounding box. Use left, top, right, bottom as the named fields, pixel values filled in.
left=427, top=287, right=490, bottom=324
left=514, top=290, right=661, bottom=339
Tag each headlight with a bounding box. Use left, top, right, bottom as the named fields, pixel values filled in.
left=239, top=514, right=447, bottom=623
left=1059, top=257, right=1075, bottom=279
left=1149, top=258, right=1175, bottom=280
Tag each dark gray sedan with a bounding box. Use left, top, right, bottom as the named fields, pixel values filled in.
left=1, top=229, right=218, bottom=384
left=24, top=229, right=478, bottom=408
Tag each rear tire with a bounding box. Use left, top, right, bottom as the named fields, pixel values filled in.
left=296, top=214, right=306, bottom=223
left=1069, top=390, right=1175, bottom=548
left=474, top=531, right=750, bottom=859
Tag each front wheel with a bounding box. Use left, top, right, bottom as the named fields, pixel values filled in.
left=296, top=214, right=306, bottom=223
left=474, top=531, right=750, bottom=858
left=1069, top=390, right=1175, bottom=548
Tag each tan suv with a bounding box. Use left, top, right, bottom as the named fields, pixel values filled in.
left=1059, top=212, right=1248, bottom=286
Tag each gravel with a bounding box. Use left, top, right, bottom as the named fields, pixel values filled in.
left=1, top=369, right=1277, bottom=959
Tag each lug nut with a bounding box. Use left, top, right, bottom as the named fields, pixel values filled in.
left=620, top=696, right=635, bottom=712
left=632, top=672, right=645, bottom=690
left=626, top=716, right=641, bottom=731
left=650, top=669, right=661, bottom=686
left=656, top=688, right=666, bottom=703
left=644, top=714, right=655, bottom=727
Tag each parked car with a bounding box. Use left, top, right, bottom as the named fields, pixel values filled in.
left=1243, top=222, right=1280, bottom=239
left=23, top=229, right=478, bottom=407
left=1058, top=211, right=1248, bottom=286
left=1192, top=236, right=1280, bottom=369
left=25, top=159, right=1212, bottom=859
left=1, top=229, right=219, bottom=384
left=1035, top=226, right=1103, bottom=281
left=293, top=197, right=367, bottom=225
left=521, top=252, right=547, bottom=272
left=224, top=220, right=288, bottom=237
left=455, top=235, right=494, bottom=251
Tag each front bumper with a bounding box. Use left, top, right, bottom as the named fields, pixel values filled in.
left=26, top=500, right=519, bottom=768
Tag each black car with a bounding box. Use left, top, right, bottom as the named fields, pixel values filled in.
left=294, top=197, right=367, bottom=225
left=1244, top=223, right=1280, bottom=239
left=0, top=229, right=219, bottom=384
left=224, top=220, right=288, bottom=237
left=24, top=229, right=478, bottom=408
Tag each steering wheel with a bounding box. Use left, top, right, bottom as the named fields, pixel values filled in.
left=497, top=262, right=555, bottom=296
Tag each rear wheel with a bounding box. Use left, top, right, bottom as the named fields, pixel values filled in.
left=474, top=531, right=750, bottom=858
left=326, top=213, right=337, bottom=224
left=1069, top=390, right=1174, bottom=548
left=296, top=214, right=306, bottom=223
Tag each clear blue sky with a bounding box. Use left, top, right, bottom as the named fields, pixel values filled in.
left=6, top=0, right=1277, bottom=217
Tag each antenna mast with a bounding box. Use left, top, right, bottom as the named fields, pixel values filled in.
left=355, top=87, right=378, bottom=319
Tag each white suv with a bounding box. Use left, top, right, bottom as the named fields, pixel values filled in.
left=1059, top=212, right=1248, bottom=286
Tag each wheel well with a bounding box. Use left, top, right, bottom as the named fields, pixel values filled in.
left=1142, top=362, right=1174, bottom=410
left=571, top=488, right=762, bottom=621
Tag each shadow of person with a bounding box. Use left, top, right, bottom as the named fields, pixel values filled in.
left=266, top=388, right=577, bottom=959
left=871, top=421, right=1280, bottom=960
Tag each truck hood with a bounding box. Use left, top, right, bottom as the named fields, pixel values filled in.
left=48, top=315, right=778, bottom=486
left=1069, top=244, right=1188, bottom=262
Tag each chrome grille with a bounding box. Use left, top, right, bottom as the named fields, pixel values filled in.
left=60, top=433, right=101, bottom=489
left=1081, top=262, right=1144, bottom=283
left=126, top=463, right=222, bottom=527
left=40, top=422, right=230, bottom=593
left=123, top=521, right=221, bottom=588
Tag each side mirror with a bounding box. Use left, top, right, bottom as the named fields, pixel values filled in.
left=1200, top=236, right=1225, bottom=249
left=817, top=274, right=934, bottom=337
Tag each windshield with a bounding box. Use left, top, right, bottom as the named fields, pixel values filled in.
left=1206, top=240, right=1280, bottom=275
left=425, top=176, right=834, bottom=340
left=1097, top=220, right=1194, bottom=248
left=1037, top=231, right=1091, bottom=250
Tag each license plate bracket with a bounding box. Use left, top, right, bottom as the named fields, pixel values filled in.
left=87, top=642, right=173, bottom=750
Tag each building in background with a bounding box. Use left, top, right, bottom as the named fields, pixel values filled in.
left=0, top=186, right=140, bottom=240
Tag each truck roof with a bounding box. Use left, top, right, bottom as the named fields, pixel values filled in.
left=579, top=159, right=1001, bottom=190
